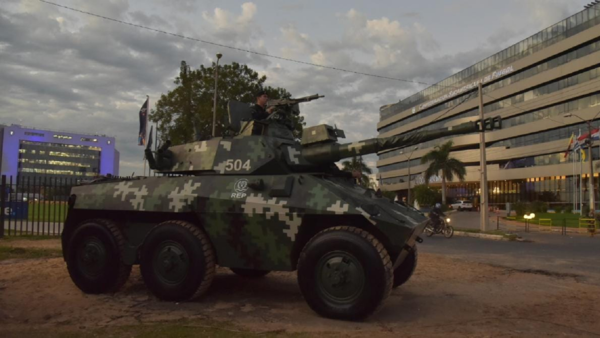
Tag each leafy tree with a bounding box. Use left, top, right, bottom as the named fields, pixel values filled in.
left=341, top=155, right=373, bottom=188
left=420, top=140, right=466, bottom=206
left=413, top=184, right=440, bottom=207
left=150, top=61, right=305, bottom=145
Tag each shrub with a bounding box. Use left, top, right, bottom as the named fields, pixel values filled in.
left=530, top=201, right=548, bottom=213
left=513, top=201, right=527, bottom=218
left=564, top=205, right=573, bottom=214
left=413, top=184, right=440, bottom=207
left=553, top=204, right=563, bottom=213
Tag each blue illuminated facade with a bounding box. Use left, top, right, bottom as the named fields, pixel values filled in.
left=0, top=125, right=119, bottom=181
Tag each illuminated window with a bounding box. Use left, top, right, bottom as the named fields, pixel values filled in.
left=53, top=134, right=72, bottom=140
left=81, top=137, right=98, bottom=142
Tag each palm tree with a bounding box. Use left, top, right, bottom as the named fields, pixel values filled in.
left=341, top=155, right=373, bottom=188
left=420, top=140, right=466, bottom=205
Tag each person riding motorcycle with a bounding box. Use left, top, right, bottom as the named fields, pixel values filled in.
left=429, top=203, right=446, bottom=231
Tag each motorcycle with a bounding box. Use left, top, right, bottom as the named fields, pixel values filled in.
left=424, top=217, right=454, bottom=238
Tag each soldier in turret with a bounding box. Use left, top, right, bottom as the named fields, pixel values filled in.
left=251, top=90, right=275, bottom=120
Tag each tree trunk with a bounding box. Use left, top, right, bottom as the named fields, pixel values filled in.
left=441, top=173, right=447, bottom=206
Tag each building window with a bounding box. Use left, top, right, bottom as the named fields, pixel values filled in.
left=81, top=137, right=98, bottom=142
left=24, top=132, right=44, bottom=137
left=54, top=134, right=72, bottom=140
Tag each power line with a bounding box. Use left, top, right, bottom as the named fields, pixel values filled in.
left=38, top=0, right=442, bottom=87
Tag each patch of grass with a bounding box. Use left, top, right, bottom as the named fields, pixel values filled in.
left=0, top=246, right=62, bottom=261
left=505, top=213, right=587, bottom=228
left=27, top=201, right=68, bottom=222
left=455, top=228, right=518, bottom=241
left=4, top=320, right=314, bottom=338
left=1, top=233, right=58, bottom=241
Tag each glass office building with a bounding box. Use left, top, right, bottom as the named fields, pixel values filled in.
left=377, top=5, right=600, bottom=206
left=0, top=125, right=119, bottom=183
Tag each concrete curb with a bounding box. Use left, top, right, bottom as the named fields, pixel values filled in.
left=454, top=231, right=521, bottom=242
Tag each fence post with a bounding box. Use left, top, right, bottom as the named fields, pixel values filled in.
left=497, top=216, right=499, bottom=230
left=0, top=175, right=5, bottom=238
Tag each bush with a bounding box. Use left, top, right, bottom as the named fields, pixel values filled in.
left=564, top=205, right=573, bottom=214
left=553, top=204, right=563, bottom=213
left=531, top=201, right=548, bottom=213
left=413, top=184, right=440, bottom=207
left=513, top=201, right=527, bottom=218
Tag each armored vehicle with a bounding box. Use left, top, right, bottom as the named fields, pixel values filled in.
left=61, top=95, right=501, bottom=320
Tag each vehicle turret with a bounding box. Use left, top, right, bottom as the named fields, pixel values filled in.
left=146, top=94, right=501, bottom=175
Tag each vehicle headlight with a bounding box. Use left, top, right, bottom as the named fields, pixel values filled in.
left=446, top=218, right=451, bottom=223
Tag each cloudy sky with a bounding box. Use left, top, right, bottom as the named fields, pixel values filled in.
left=0, top=0, right=590, bottom=175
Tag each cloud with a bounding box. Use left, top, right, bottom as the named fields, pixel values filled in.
left=0, top=2, right=531, bottom=176
left=201, top=2, right=259, bottom=42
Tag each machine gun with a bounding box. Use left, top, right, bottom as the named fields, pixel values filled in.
left=266, top=94, right=324, bottom=116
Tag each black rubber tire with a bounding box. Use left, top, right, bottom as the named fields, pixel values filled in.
left=457, top=207, right=462, bottom=212
left=297, top=226, right=393, bottom=321
left=393, top=246, right=417, bottom=288
left=425, top=221, right=434, bottom=237
left=66, top=219, right=132, bottom=294
left=230, top=268, right=271, bottom=278
left=140, top=221, right=215, bottom=301
left=444, top=225, right=454, bottom=239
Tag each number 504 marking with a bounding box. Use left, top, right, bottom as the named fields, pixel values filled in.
left=225, top=159, right=252, bottom=171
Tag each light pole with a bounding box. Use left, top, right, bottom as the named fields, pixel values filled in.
left=212, top=53, right=223, bottom=137
left=564, top=113, right=598, bottom=215
left=400, top=146, right=419, bottom=206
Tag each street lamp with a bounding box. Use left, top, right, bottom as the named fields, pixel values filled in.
left=212, top=53, right=223, bottom=137
left=564, top=113, right=598, bottom=215
left=400, top=146, right=419, bottom=206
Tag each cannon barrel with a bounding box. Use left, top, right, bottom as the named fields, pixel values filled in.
left=302, top=117, right=501, bottom=164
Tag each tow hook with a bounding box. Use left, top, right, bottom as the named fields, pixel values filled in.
left=416, top=236, right=423, bottom=243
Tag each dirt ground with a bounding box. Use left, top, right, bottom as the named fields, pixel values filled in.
left=1, top=239, right=600, bottom=337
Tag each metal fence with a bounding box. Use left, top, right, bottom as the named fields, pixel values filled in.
left=0, top=175, right=78, bottom=237
left=492, top=214, right=597, bottom=236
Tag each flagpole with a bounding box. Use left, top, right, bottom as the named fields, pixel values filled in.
left=580, top=128, right=584, bottom=213
left=573, top=149, right=576, bottom=211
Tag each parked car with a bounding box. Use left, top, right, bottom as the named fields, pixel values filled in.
left=450, top=200, right=473, bottom=211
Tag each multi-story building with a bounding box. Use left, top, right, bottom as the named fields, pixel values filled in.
left=378, top=5, right=600, bottom=207
left=0, top=125, right=119, bottom=183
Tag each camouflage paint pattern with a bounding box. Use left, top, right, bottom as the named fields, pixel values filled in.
left=70, top=173, right=426, bottom=271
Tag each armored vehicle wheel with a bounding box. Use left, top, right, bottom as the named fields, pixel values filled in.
left=392, top=246, right=417, bottom=288
left=66, top=219, right=132, bottom=294
left=230, top=268, right=271, bottom=278
left=140, top=221, right=215, bottom=301
left=297, top=226, right=393, bottom=321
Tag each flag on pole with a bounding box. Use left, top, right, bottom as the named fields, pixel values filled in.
left=138, top=96, right=149, bottom=146
left=564, top=133, right=575, bottom=159
left=592, top=128, right=600, bottom=141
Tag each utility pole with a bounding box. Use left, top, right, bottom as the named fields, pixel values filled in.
left=400, top=146, right=419, bottom=206
left=212, top=53, right=223, bottom=137
left=478, top=82, right=489, bottom=231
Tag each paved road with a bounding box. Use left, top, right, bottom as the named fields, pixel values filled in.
left=421, top=212, right=600, bottom=285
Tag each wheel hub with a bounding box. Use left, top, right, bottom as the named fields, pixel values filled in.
left=317, top=251, right=365, bottom=303
left=77, top=237, right=107, bottom=278
left=153, top=241, right=189, bottom=285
